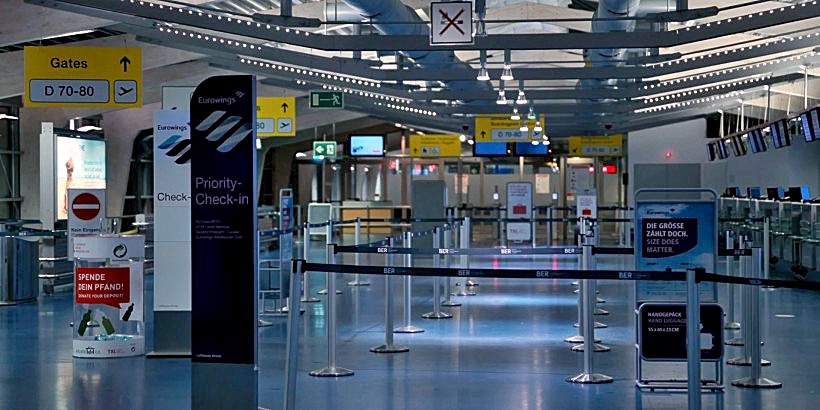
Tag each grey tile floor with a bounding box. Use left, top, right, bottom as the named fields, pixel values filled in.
left=1, top=238, right=818, bottom=409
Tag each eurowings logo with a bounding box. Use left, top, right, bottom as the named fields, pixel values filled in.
left=194, top=109, right=253, bottom=153
left=157, top=133, right=191, bottom=164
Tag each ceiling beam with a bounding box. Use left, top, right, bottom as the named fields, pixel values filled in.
left=31, top=0, right=820, bottom=51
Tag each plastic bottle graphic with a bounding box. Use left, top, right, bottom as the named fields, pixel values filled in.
left=78, top=309, right=92, bottom=336
left=101, top=316, right=116, bottom=335
left=122, top=303, right=134, bottom=321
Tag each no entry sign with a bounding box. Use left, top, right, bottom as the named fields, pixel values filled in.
left=67, top=188, right=106, bottom=259
left=72, top=192, right=102, bottom=220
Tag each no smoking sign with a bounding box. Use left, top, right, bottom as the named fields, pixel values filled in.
left=430, top=2, right=473, bottom=45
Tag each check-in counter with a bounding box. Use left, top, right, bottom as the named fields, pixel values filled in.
left=338, top=201, right=411, bottom=235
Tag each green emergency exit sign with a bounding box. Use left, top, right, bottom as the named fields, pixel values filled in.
left=309, top=91, right=344, bottom=109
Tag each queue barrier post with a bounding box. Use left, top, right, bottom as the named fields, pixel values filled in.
left=728, top=240, right=771, bottom=367
left=724, top=231, right=740, bottom=329
left=308, top=244, right=354, bottom=377
left=370, top=237, right=409, bottom=354
left=317, top=222, right=342, bottom=295
left=395, top=231, right=424, bottom=333
left=462, top=217, right=478, bottom=292
left=568, top=219, right=612, bottom=383
left=571, top=219, right=609, bottom=352
left=732, top=246, right=782, bottom=389
left=686, top=268, right=702, bottom=410
left=726, top=237, right=747, bottom=346
left=440, top=224, right=461, bottom=307
left=283, top=259, right=304, bottom=410
left=347, top=218, right=370, bottom=286
left=422, top=227, right=452, bottom=319
left=301, top=224, right=319, bottom=303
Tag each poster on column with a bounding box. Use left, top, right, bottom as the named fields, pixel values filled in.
left=279, top=189, right=293, bottom=298
left=190, top=75, right=257, bottom=365
left=153, top=109, right=191, bottom=311
left=635, top=200, right=716, bottom=302
left=506, top=182, right=532, bottom=241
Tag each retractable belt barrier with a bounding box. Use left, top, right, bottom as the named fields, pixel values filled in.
left=291, top=260, right=820, bottom=292
left=469, top=217, right=632, bottom=223
left=718, top=217, right=765, bottom=223
left=258, top=227, right=297, bottom=238
left=334, top=245, right=583, bottom=255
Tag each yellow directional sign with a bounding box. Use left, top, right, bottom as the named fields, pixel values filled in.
left=568, top=134, right=624, bottom=156
left=409, top=134, right=462, bottom=157
left=24, top=46, right=142, bottom=108
left=474, top=115, right=545, bottom=142
left=257, top=97, right=296, bottom=137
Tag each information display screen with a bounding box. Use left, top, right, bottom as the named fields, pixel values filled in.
left=512, top=142, right=548, bottom=156
left=348, top=135, right=384, bottom=157
left=769, top=119, right=791, bottom=148
left=57, top=136, right=106, bottom=220
left=473, top=142, right=509, bottom=157
left=747, top=128, right=767, bottom=153
left=800, top=108, right=819, bottom=142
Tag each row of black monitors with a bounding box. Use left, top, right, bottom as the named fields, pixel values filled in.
left=723, top=186, right=815, bottom=202
left=707, top=107, right=819, bottom=161
left=473, top=142, right=549, bottom=157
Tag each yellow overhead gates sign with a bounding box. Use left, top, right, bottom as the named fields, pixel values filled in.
left=24, top=46, right=142, bottom=108
left=568, top=134, right=624, bottom=156
left=474, top=115, right=546, bottom=142
left=409, top=134, right=461, bottom=157
left=256, top=97, right=296, bottom=137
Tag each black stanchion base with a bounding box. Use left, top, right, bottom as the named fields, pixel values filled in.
left=301, top=297, right=321, bottom=303
left=309, top=367, right=354, bottom=377
left=258, top=320, right=273, bottom=327
left=370, top=344, right=409, bottom=354
left=731, top=377, right=782, bottom=388
left=594, top=308, right=609, bottom=316
left=724, top=322, right=741, bottom=330
left=440, top=300, right=462, bottom=307
left=317, top=289, right=343, bottom=295
left=347, top=281, right=371, bottom=286
left=567, top=373, right=613, bottom=384
left=571, top=343, right=610, bottom=352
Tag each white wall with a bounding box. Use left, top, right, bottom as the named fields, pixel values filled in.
left=629, top=117, right=820, bottom=201
left=628, top=118, right=708, bottom=205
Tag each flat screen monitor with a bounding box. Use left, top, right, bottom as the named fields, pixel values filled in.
left=724, top=187, right=741, bottom=197
left=801, top=186, right=811, bottom=201
left=769, top=119, right=791, bottom=148
left=766, top=187, right=781, bottom=200
left=730, top=135, right=747, bottom=156
left=800, top=108, right=820, bottom=142
left=56, top=135, right=106, bottom=220
left=787, top=186, right=803, bottom=202
left=715, top=139, right=729, bottom=159
left=747, top=128, right=767, bottom=153
left=473, top=142, right=509, bottom=157
left=512, top=142, right=548, bottom=156
left=747, top=187, right=762, bottom=199
left=706, top=142, right=716, bottom=161
left=348, top=134, right=384, bottom=157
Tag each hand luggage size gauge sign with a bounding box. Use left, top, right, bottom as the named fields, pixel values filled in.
left=24, top=46, right=142, bottom=108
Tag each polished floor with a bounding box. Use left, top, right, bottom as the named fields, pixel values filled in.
left=1, top=235, right=819, bottom=409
